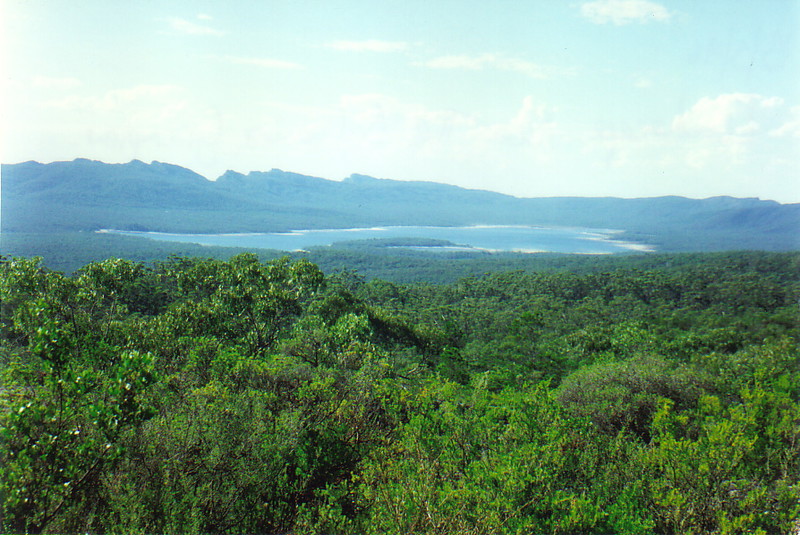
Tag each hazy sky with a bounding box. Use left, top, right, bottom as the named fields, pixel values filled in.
left=2, top=0, right=798, bottom=201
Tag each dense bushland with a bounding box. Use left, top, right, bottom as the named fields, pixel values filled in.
left=1, top=252, right=798, bottom=534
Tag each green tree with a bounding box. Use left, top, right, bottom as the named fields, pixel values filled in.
left=1, top=303, right=155, bottom=533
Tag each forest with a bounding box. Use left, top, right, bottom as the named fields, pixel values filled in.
left=1, top=251, right=799, bottom=534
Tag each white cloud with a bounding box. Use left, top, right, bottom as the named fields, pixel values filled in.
left=9, top=78, right=797, bottom=201
left=11, top=83, right=223, bottom=171
left=196, top=13, right=213, bottom=21
left=468, top=96, right=557, bottom=153
left=164, top=17, right=225, bottom=36
left=580, top=0, right=672, bottom=25
left=420, top=53, right=572, bottom=79
left=326, top=40, right=409, bottom=52
left=672, top=93, right=785, bottom=134
left=244, top=94, right=568, bottom=193
left=769, top=106, right=800, bottom=138
left=586, top=94, right=797, bottom=188
left=220, top=55, right=304, bottom=70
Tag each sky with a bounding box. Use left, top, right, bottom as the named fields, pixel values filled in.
left=2, top=0, right=799, bottom=202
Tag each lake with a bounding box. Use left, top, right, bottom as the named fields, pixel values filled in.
left=98, top=225, right=655, bottom=254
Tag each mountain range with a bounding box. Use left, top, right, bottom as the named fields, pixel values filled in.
left=2, top=158, right=799, bottom=252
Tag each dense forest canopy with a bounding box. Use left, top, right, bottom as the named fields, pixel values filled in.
left=1, top=251, right=799, bottom=534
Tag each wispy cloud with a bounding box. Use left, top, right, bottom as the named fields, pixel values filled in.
left=419, top=53, right=573, bottom=79
left=220, top=55, right=304, bottom=70
left=44, top=84, right=185, bottom=112
left=33, top=76, right=83, bottom=90
left=580, top=0, right=672, bottom=25
left=164, top=17, right=225, bottom=36
left=326, top=40, right=410, bottom=52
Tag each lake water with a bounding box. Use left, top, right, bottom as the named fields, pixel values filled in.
left=99, top=226, right=654, bottom=254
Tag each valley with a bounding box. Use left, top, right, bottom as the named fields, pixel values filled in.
left=2, top=159, right=798, bottom=278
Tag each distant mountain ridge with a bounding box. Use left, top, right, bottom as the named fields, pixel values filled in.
left=2, top=158, right=798, bottom=251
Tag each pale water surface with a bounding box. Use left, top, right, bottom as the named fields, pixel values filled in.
left=98, top=226, right=655, bottom=254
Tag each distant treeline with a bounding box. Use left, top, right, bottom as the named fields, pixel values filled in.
left=5, top=230, right=800, bottom=285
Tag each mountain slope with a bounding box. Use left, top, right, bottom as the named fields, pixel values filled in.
left=2, top=159, right=798, bottom=251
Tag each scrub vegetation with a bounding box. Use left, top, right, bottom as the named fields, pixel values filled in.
left=1, top=251, right=798, bottom=534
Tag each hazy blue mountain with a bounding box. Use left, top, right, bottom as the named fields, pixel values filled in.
left=3, top=159, right=219, bottom=207
left=2, top=159, right=798, bottom=251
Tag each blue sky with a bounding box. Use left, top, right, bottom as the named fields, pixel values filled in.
left=2, top=0, right=798, bottom=201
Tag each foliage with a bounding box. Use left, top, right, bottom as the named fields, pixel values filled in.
left=1, top=251, right=798, bottom=533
